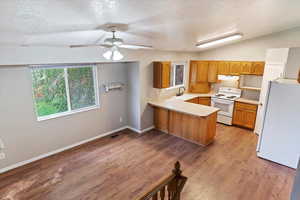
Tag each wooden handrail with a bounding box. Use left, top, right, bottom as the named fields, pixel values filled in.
left=137, top=161, right=187, bottom=200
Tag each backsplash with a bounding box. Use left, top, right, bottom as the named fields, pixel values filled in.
left=212, top=79, right=239, bottom=92
left=212, top=75, right=261, bottom=100
left=151, top=87, right=181, bottom=100
left=240, top=75, right=263, bottom=88
left=241, top=90, right=260, bottom=100
left=152, top=75, right=262, bottom=101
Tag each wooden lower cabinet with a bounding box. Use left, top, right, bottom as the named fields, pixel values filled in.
left=168, top=111, right=183, bottom=137
left=153, top=107, right=169, bottom=133
left=154, top=107, right=217, bottom=146
left=232, top=102, right=258, bottom=129
left=198, top=97, right=211, bottom=106
left=185, top=97, right=199, bottom=104
left=185, top=97, right=211, bottom=106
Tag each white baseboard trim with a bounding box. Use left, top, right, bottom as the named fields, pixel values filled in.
left=0, top=126, right=128, bottom=174
left=127, top=125, right=154, bottom=134
left=141, top=126, right=155, bottom=133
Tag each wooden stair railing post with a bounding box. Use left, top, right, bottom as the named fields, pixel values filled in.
left=169, top=161, right=185, bottom=200
left=173, top=161, right=181, bottom=200
left=136, top=161, right=187, bottom=200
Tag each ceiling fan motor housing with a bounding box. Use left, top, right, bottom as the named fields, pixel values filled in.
left=104, top=37, right=123, bottom=46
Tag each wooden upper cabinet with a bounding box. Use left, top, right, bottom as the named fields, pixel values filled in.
left=240, top=62, right=253, bottom=74
left=217, top=61, right=264, bottom=76
left=208, top=61, right=218, bottom=83
left=196, top=61, right=209, bottom=82
left=189, top=61, right=198, bottom=84
left=188, top=60, right=265, bottom=93
left=218, top=61, right=231, bottom=75
left=189, top=83, right=210, bottom=93
left=189, top=61, right=210, bottom=93
left=229, top=61, right=241, bottom=75
left=251, top=62, right=265, bottom=76
left=153, top=61, right=171, bottom=88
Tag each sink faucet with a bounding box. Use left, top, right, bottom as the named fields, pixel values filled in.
left=176, top=86, right=186, bottom=96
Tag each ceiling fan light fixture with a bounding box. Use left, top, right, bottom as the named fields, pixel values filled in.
left=196, top=33, right=243, bottom=49
left=112, top=49, right=124, bottom=60
left=103, top=49, right=113, bottom=60
left=103, top=46, right=123, bottom=61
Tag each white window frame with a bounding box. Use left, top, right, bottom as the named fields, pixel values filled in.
left=166, top=62, right=186, bottom=90
left=30, top=64, right=100, bottom=121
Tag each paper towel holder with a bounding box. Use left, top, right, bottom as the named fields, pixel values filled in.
left=103, top=82, right=125, bottom=93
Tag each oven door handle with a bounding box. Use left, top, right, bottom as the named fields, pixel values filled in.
left=211, top=99, right=234, bottom=105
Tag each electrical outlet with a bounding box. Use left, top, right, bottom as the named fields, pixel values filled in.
left=119, top=117, right=123, bottom=123
left=0, top=152, right=5, bottom=160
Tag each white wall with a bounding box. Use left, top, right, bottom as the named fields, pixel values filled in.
left=0, top=63, right=130, bottom=169
left=127, top=62, right=140, bottom=129
left=285, top=47, right=300, bottom=79
left=136, top=52, right=197, bottom=130
left=0, top=47, right=197, bottom=170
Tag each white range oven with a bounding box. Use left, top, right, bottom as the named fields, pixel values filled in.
left=211, top=87, right=241, bottom=125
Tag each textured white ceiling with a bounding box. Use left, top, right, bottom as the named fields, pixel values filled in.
left=0, top=0, right=300, bottom=51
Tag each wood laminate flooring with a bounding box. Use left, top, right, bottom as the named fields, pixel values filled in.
left=0, top=124, right=295, bottom=200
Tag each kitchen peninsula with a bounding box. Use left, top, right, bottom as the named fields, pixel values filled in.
left=149, top=94, right=219, bottom=146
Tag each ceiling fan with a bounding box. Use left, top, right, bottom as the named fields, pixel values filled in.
left=70, top=26, right=153, bottom=61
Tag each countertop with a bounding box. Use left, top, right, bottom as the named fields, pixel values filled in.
left=148, top=93, right=219, bottom=117
left=170, top=92, right=214, bottom=101
left=236, top=98, right=259, bottom=105
left=149, top=92, right=259, bottom=117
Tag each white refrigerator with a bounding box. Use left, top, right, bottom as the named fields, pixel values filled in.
left=257, top=79, right=300, bottom=169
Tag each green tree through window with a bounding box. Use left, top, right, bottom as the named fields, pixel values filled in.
left=68, top=67, right=96, bottom=110
left=31, top=65, right=98, bottom=120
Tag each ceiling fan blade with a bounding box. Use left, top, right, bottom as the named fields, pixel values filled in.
left=119, top=44, right=153, bottom=49
left=69, top=44, right=112, bottom=48
left=23, top=30, right=107, bottom=47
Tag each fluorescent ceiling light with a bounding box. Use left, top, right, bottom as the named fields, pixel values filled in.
left=196, top=33, right=243, bottom=49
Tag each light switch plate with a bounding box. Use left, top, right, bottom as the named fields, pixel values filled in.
left=0, top=138, right=4, bottom=149
left=0, top=152, right=5, bottom=160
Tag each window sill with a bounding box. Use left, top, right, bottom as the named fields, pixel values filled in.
left=37, top=105, right=100, bottom=122
left=165, top=84, right=185, bottom=90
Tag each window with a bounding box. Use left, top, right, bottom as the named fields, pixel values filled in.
left=169, top=63, right=185, bottom=88
left=31, top=65, right=99, bottom=121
